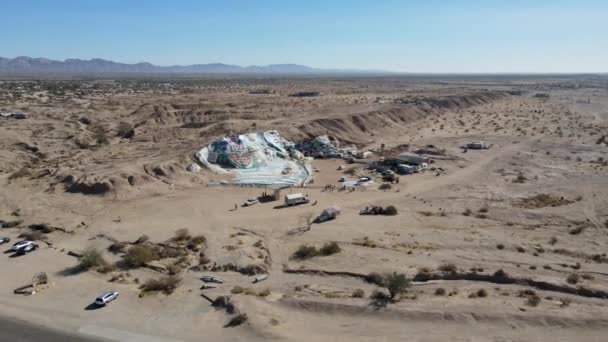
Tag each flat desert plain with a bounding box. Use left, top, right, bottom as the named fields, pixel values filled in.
left=0, top=75, right=607, bottom=341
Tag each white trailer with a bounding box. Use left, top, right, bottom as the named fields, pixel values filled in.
left=285, top=193, right=309, bottom=206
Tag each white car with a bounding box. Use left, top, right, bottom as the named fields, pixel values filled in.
left=94, top=291, right=119, bottom=306
left=0, top=237, right=10, bottom=245
left=11, top=240, right=34, bottom=252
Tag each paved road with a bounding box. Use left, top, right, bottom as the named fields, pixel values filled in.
left=0, top=316, right=111, bottom=342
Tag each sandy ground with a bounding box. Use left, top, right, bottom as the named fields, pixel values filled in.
left=0, top=76, right=607, bottom=341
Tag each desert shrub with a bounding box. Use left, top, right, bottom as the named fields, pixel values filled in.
left=292, top=245, right=319, bottom=260
left=581, top=274, right=594, bottom=280
left=93, top=126, right=109, bottom=146
left=225, top=313, right=248, bottom=327
left=493, top=269, right=508, bottom=278
left=478, top=206, right=489, bottom=213
left=438, top=263, right=457, bottom=274
left=419, top=211, right=434, bottom=217
left=319, top=241, right=341, bottom=256
left=366, top=272, right=385, bottom=286
left=379, top=183, right=392, bottom=191
left=343, top=167, right=357, bottom=175
left=167, top=264, right=182, bottom=275
left=352, top=289, right=365, bottom=298
left=231, top=286, right=245, bottom=294
left=384, top=272, right=411, bottom=299
left=513, top=174, right=527, bottom=183
left=97, top=264, right=117, bottom=274
left=569, top=226, right=584, bottom=235
left=174, top=228, right=192, bottom=241
left=370, top=290, right=390, bottom=301
left=124, top=245, right=160, bottom=268
left=526, top=294, right=541, bottom=307
left=434, top=288, right=446, bottom=296
left=516, top=246, right=526, bottom=253
left=462, top=208, right=472, bottom=216
left=383, top=205, right=398, bottom=216
left=476, top=289, right=488, bottom=297
left=134, top=235, right=149, bottom=244
left=258, top=288, right=271, bottom=297
left=496, top=243, right=504, bottom=250
left=158, top=246, right=187, bottom=259
left=18, top=231, right=44, bottom=241
left=116, top=122, right=133, bottom=137
left=191, top=235, right=207, bottom=245
left=78, top=247, right=108, bottom=271
left=108, top=242, right=127, bottom=254
left=142, top=275, right=181, bottom=294
left=475, top=213, right=488, bottom=219
left=566, top=273, right=580, bottom=285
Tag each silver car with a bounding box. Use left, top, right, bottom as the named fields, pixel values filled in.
left=94, top=291, right=119, bottom=306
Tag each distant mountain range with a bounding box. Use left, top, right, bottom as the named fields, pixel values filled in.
left=0, top=56, right=386, bottom=75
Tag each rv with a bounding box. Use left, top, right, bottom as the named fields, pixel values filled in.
left=285, top=193, right=309, bottom=206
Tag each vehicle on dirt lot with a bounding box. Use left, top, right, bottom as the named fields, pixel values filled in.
left=94, top=291, right=119, bottom=306
left=11, top=240, right=34, bottom=252
left=242, top=197, right=259, bottom=207
left=15, top=243, right=38, bottom=255
left=0, top=237, right=10, bottom=245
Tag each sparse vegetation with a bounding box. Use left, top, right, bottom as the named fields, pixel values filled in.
left=124, top=245, right=160, bottom=268
left=566, top=273, right=580, bottom=285
left=384, top=272, right=411, bottom=299
left=438, top=263, right=457, bottom=274
left=141, top=275, right=181, bottom=294
left=434, top=288, right=446, bottom=296
left=77, top=247, right=109, bottom=271
left=319, top=241, right=341, bottom=256
left=352, top=289, right=365, bottom=298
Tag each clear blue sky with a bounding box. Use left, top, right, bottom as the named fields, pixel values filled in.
left=2, top=0, right=607, bottom=73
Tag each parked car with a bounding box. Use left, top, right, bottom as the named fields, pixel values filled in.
left=11, top=240, right=34, bottom=252
left=0, top=237, right=10, bottom=245
left=338, top=176, right=346, bottom=182
left=94, top=291, right=119, bottom=306
left=242, top=198, right=259, bottom=207
left=15, top=243, right=38, bottom=255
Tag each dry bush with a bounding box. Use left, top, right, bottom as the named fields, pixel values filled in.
left=496, top=243, right=505, bottom=250
left=434, top=288, right=446, bottom=296
left=419, top=211, right=434, bottom=217
left=116, top=122, right=133, bottom=137
left=78, top=247, right=109, bottom=271
left=292, top=245, right=319, bottom=260
left=142, top=275, right=181, bottom=294
left=167, top=264, right=182, bottom=275
left=134, top=235, right=149, bottom=244
left=438, top=263, right=457, bottom=274
left=462, top=208, right=472, bottom=216
left=191, top=235, right=207, bottom=245
left=18, top=231, right=44, bottom=241
left=108, top=242, right=127, bottom=254
left=258, top=288, right=271, bottom=297
left=384, top=272, right=411, bottom=299
left=378, top=183, right=392, bottom=191
left=383, top=205, right=398, bottom=216
left=366, top=272, right=385, bottom=286
left=526, top=294, right=541, bottom=307
left=353, top=236, right=377, bottom=248
left=124, top=245, right=160, bottom=268
left=352, top=289, right=365, bottom=298
left=231, top=286, right=245, bottom=294
left=566, top=273, right=580, bottom=285
left=174, top=228, right=192, bottom=242
left=319, top=241, right=341, bottom=256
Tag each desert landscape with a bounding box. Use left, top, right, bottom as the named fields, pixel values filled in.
left=1, top=74, right=608, bottom=341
